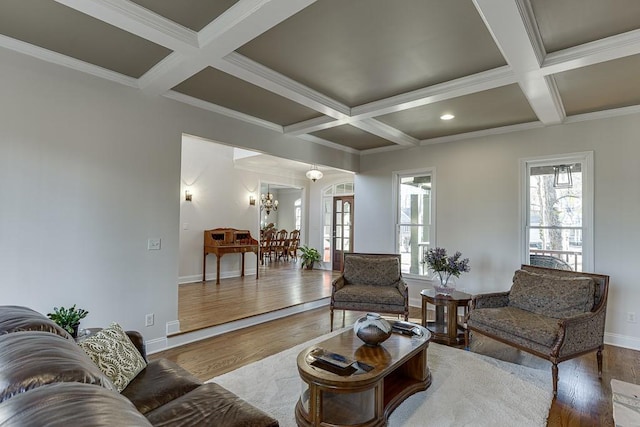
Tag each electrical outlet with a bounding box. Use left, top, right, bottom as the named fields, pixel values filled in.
left=145, top=313, right=154, bottom=327
left=627, top=312, right=637, bottom=323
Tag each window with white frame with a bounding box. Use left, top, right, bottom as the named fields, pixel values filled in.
left=395, top=170, right=434, bottom=276
left=294, top=198, right=302, bottom=230
left=522, top=152, right=593, bottom=272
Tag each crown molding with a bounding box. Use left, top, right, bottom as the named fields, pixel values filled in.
left=420, top=120, right=544, bottom=146
left=164, top=90, right=283, bottom=132
left=53, top=0, right=198, bottom=52
left=564, top=104, right=640, bottom=124
left=0, top=34, right=139, bottom=88
left=296, top=134, right=360, bottom=155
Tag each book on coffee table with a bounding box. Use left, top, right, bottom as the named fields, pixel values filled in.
left=391, top=320, right=422, bottom=336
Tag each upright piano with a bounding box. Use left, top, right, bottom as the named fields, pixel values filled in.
left=203, top=228, right=259, bottom=284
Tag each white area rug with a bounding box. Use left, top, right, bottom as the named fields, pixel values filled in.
left=210, top=330, right=553, bottom=427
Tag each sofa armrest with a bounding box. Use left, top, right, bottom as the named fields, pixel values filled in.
left=332, top=275, right=346, bottom=292
left=470, top=291, right=510, bottom=310
left=555, top=310, right=607, bottom=357
left=126, top=330, right=147, bottom=362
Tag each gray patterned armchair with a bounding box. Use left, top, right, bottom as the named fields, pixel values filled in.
left=330, top=253, right=409, bottom=331
left=465, top=265, right=610, bottom=396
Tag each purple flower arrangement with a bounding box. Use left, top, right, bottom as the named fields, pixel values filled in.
left=425, top=247, right=470, bottom=283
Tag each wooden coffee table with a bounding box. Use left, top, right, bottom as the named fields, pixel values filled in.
left=421, top=288, right=472, bottom=346
left=295, top=327, right=431, bottom=427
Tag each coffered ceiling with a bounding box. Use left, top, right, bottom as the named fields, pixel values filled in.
left=1, top=0, right=639, bottom=155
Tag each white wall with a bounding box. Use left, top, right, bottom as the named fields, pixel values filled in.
left=356, top=113, right=640, bottom=350
left=275, top=188, right=303, bottom=232
left=0, top=47, right=356, bottom=349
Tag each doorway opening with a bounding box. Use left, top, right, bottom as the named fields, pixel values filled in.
left=321, top=182, right=355, bottom=271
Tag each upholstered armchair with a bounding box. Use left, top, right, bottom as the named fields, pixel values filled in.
left=465, top=265, right=610, bottom=396
left=330, top=253, right=409, bottom=331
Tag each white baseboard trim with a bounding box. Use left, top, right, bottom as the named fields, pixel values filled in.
left=179, top=268, right=258, bottom=285
left=146, top=297, right=330, bottom=354
left=604, top=332, right=640, bottom=351
left=145, top=337, right=168, bottom=355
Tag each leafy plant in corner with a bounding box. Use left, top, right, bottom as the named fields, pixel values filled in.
left=47, top=304, right=89, bottom=336
left=298, top=245, right=322, bottom=270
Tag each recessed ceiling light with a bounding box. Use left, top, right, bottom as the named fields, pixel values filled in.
left=440, top=114, right=455, bottom=121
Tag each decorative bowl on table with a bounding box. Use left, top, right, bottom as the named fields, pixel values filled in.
left=353, top=313, right=392, bottom=346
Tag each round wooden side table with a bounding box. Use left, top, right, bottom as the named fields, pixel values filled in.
left=420, top=288, right=472, bottom=346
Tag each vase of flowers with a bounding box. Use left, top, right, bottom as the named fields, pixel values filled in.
left=425, top=247, right=470, bottom=295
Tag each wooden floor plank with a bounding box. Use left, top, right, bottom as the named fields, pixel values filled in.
left=156, top=264, right=639, bottom=427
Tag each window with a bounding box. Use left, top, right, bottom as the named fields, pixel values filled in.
left=522, top=152, right=593, bottom=272
left=294, top=198, right=302, bottom=230
left=395, top=170, right=434, bottom=276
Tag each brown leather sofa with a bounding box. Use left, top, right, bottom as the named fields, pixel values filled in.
left=0, top=305, right=279, bottom=427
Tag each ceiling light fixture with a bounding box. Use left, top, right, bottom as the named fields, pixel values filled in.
left=440, top=114, right=455, bottom=121
left=260, top=185, right=278, bottom=215
left=306, top=165, right=323, bottom=182
left=553, top=165, right=573, bottom=189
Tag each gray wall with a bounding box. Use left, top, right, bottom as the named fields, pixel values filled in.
left=0, top=47, right=355, bottom=351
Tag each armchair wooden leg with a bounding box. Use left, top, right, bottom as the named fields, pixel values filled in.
left=597, top=346, right=603, bottom=378
left=464, top=329, right=470, bottom=350
left=342, top=310, right=345, bottom=327
left=552, top=363, right=559, bottom=397
left=330, top=308, right=334, bottom=332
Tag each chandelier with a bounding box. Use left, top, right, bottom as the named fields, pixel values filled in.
left=260, top=186, right=278, bottom=215
left=306, top=165, right=323, bottom=182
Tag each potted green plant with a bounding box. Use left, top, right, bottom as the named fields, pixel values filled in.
left=47, top=304, right=89, bottom=338
left=298, top=245, right=322, bottom=270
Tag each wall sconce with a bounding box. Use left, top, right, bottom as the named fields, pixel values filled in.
left=185, top=190, right=192, bottom=202
left=249, top=195, right=256, bottom=206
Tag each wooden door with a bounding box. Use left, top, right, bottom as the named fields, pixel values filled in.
left=332, top=196, right=354, bottom=271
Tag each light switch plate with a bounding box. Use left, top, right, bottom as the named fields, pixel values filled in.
left=147, top=238, right=161, bottom=250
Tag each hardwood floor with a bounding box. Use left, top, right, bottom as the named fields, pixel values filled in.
left=178, top=261, right=338, bottom=333
left=157, top=266, right=640, bottom=426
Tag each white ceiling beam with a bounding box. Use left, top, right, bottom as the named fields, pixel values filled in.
left=351, top=119, right=419, bottom=147
left=284, top=116, right=344, bottom=136
left=285, top=67, right=515, bottom=136
left=53, top=0, right=198, bottom=52
left=350, top=66, right=517, bottom=121
left=217, top=53, right=351, bottom=119
left=139, top=0, right=317, bottom=95
left=283, top=66, right=516, bottom=136
left=542, top=29, right=640, bottom=76
left=473, top=0, right=564, bottom=125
